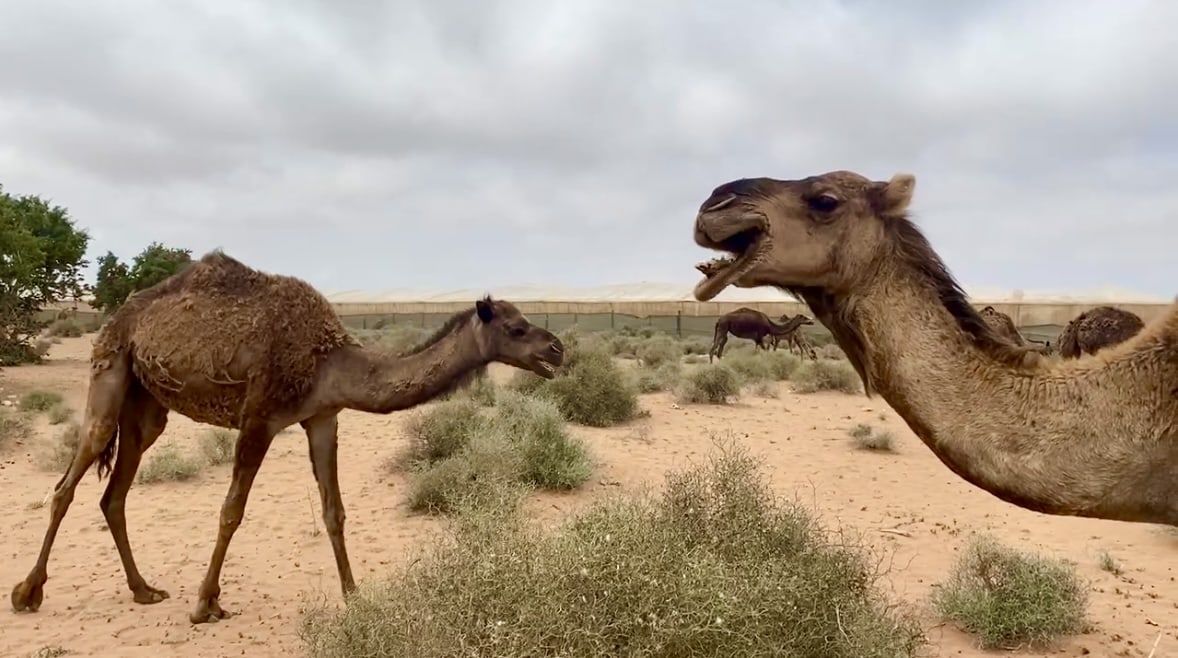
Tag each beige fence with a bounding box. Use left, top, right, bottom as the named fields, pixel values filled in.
left=42, top=300, right=1173, bottom=343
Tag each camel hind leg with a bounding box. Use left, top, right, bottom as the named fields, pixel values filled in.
left=709, top=324, right=728, bottom=363
left=11, top=354, right=131, bottom=613
left=100, top=381, right=171, bottom=605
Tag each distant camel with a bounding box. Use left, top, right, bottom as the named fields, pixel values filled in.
left=1057, top=306, right=1145, bottom=359
left=709, top=308, right=813, bottom=362
left=770, top=330, right=817, bottom=360
left=978, top=305, right=1052, bottom=354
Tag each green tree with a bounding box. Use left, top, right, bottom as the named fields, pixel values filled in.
left=91, top=251, right=133, bottom=314
left=0, top=185, right=90, bottom=365
left=90, top=242, right=193, bottom=314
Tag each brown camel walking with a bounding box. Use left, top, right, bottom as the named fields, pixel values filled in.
left=770, top=330, right=818, bottom=360
left=691, top=169, right=1178, bottom=526
left=1057, top=305, right=1144, bottom=359
left=708, top=308, right=812, bottom=362
left=10, top=251, right=564, bottom=623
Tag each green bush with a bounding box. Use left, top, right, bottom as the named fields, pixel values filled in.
left=677, top=363, right=741, bottom=404
left=404, top=391, right=592, bottom=512
left=302, top=441, right=925, bottom=657
left=793, top=359, right=862, bottom=394
left=636, top=334, right=681, bottom=368
left=632, top=362, right=682, bottom=393
left=46, top=404, right=72, bottom=425
left=932, top=534, right=1088, bottom=650
left=402, top=398, right=489, bottom=466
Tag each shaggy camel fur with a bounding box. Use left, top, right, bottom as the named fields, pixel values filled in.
left=691, top=170, right=1178, bottom=525
left=10, top=251, right=564, bottom=623
left=1057, top=305, right=1145, bottom=359
left=708, top=308, right=812, bottom=362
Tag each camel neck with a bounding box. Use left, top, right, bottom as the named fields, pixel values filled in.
left=326, top=324, right=488, bottom=414
left=840, top=266, right=1178, bottom=524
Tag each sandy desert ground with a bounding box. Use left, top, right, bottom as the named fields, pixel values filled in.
left=1, top=334, right=1176, bottom=658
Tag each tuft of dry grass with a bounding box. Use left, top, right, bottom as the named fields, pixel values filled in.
left=932, top=534, right=1088, bottom=650
left=36, top=421, right=80, bottom=472
left=632, top=361, right=682, bottom=393
left=1097, top=550, right=1122, bottom=576
left=44, top=319, right=83, bottom=338
left=1, top=407, right=33, bottom=450
left=301, top=439, right=926, bottom=658
left=199, top=428, right=237, bottom=466
left=46, top=404, right=73, bottom=425
left=748, top=380, right=779, bottom=398
left=19, top=390, right=64, bottom=413
left=136, top=443, right=204, bottom=484
left=848, top=423, right=895, bottom=451
left=793, top=360, right=862, bottom=395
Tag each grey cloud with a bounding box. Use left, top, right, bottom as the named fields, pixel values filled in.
left=0, top=0, right=1175, bottom=296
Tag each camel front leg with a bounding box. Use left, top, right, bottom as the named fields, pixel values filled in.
left=190, top=419, right=276, bottom=624
left=301, top=412, right=356, bottom=597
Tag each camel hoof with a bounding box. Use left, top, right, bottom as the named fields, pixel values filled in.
left=132, top=585, right=170, bottom=605
left=11, top=580, right=44, bottom=613
left=189, top=598, right=232, bottom=624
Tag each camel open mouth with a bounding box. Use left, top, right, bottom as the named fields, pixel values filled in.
left=693, top=228, right=769, bottom=302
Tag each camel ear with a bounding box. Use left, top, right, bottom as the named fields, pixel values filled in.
left=871, top=173, right=915, bottom=218
left=475, top=297, right=495, bottom=323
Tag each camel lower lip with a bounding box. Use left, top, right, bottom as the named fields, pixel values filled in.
left=693, top=236, right=766, bottom=301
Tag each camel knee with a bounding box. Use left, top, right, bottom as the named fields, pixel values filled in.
left=322, top=506, right=345, bottom=535
left=217, top=499, right=247, bottom=533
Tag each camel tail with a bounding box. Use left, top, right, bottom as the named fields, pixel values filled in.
left=95, top=426, right=118, bottom=481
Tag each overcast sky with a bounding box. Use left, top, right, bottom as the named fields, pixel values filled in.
left=1, top=0, right=1175, bottom=298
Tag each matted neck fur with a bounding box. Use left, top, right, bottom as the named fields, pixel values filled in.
left=692, top=170, right=1178, bottom=526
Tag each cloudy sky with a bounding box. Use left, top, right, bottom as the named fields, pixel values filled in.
left=1, top=0, right=1175, bottom=299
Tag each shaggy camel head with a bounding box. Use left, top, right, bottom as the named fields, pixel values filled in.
left=693, top=171, right=916, bottom=299
left=465, top=297, right=564, bottom=378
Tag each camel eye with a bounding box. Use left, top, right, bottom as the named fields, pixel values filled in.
left=508, top=325, right=527, bottom=338
left=808, top=194, right=841, bottom=213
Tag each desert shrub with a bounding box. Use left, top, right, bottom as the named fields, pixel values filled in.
left=405, top=392, right=592, bottom=512
left=1097, top=550, right=1121, bottom=575
left=199, top=428, right=236, bottom=466
left=44, top=319, right=83, bottom=338
left=19, top=390, right=64, bottom=412
left=632, top=362, right=682, bottom=393
left=818, top=343, right=847, bottom=360
left=454, top=369, right=497, bottom=406
left=1, top=407, right=32, bottom=449
left=494, top=390, right=592, bottom=489
left=544, top=351, right=641, bottom=426
left=36, top=421, right=80, bottom=471
left=302, top=441, right=925, bottom=658
left=849, top=424, right=894, bottom=451
left=679, top=336, right=712, bottom=355
left=677, top=363, right=741, bottom=404
left=403, top=398, right=489, bottom=467
left=46, top=404, right=72, bottom=425
left=683, top=354, right=708, bottom=364
left=932, top=534, right=1088, bottom=650
left=636, top=334, right=681, bottom=368
left=749, top=380, right=779, bottom=398
left=136, top=443, right=203, bottom=484
left=793, top=360, right=862, bottom=394
left=406, top=435, right=524, bottom=513
left=722, top=353, right=773, bottom=382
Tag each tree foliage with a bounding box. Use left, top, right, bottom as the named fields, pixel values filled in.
left=91, top=242, right=193, bottom=314
left=0, top=185, right=90, bottom=365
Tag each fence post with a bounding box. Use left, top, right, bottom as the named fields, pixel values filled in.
left=676, top=311, right=682, bottom=337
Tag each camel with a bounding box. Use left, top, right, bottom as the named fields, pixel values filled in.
left=708, top=308, right=813, bottom=362
left=1057, top=305, right=1145, bottom=359
left=770, top=329, right=817, bottom=360
left=977, top=304, right=1053, bottom=355
left=10, top=251, right=564, bottom=623
left=691, top=170, right=1178, bottom=526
